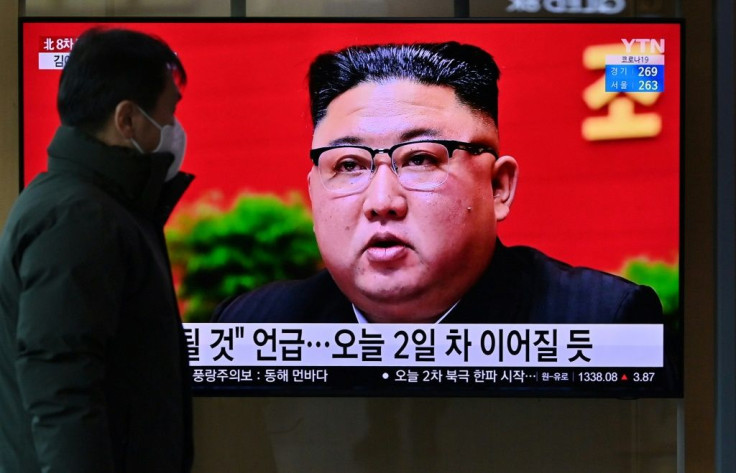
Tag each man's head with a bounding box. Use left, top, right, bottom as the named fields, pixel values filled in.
left=307, top=42, right=519, bottom=323
left=57, top=28, right=186, bottom=162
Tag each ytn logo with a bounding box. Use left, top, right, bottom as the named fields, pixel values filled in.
left=621, top=38, right=665, bottom=54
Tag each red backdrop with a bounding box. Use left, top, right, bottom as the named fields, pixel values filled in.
left=21, top=21, right=681, bottom=274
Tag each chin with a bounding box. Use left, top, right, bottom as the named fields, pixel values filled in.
left=357, top=284, right=410, bottom=303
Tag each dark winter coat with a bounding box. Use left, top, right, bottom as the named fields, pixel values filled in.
left=0, top=126, right=194, bottom=473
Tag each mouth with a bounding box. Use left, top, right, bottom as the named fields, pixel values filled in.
left=363, top=233, right=411, bottom=263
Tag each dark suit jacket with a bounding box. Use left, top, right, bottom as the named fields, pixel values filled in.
left=214, top=240, right=679, bottom=393
left=214, top=241, right=664, bottom=325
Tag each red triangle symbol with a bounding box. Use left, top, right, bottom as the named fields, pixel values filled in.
left=622, top=374, right=628, bottom=381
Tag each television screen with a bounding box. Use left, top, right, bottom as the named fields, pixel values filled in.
left=20, top=19, right=682, bottom=397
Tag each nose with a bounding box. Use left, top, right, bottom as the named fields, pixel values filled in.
left=362, top=158, right=408, bottom=220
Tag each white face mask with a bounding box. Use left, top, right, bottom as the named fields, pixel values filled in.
left=131, top=106, right=187, bottom=181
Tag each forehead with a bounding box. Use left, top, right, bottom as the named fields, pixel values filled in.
left=154, top=73, right=182, bottom=112
left=163, top=73, right=182, bottom=100
left=313, top=80, right=497, bottom=146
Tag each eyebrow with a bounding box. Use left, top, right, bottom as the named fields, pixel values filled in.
left=326, top=128, right=442, bottom=147
left=400, top=128, right=441, bottom=142
left=327, top=136, right=362, bottom=146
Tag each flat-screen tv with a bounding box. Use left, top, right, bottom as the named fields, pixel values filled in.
left=20, top=18, right=683, bottom=397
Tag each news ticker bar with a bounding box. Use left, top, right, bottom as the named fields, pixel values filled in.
left=189, top=366, right=666, bottom=392
left=183, top=323, right=663, bottom=368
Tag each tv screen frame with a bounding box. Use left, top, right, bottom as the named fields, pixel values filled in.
left=19, top=17, right=684, bottom=398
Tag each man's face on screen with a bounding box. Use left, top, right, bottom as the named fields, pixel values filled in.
left=308, top=79, right=517, bottom=323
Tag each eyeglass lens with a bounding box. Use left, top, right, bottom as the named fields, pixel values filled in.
left=318, top=141, right=451, bottom=193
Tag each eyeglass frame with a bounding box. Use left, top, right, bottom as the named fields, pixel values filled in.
left=309, top=139, right=498, bottom=192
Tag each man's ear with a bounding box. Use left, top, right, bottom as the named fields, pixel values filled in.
left=492, top=155, right=519, bottom=222
left=306, top=168, right=315, bottom=199
left=94, top=100, right=138, bottom=147
left=113, top=100, right=138, bottom=139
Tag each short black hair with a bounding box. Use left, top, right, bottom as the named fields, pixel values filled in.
left=308, top=42, right=500, bottom=127
left=57, top=27, right=187, bottom=134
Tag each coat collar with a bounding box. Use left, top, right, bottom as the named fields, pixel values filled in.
left=46, top=126, right=193, bottom=224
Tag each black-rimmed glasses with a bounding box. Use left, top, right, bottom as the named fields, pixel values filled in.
left=310, top=139, right=497, bottom=195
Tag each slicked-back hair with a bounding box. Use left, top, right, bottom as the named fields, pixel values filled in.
left=57, top=28, right=187, bottom=134
left=308, top=42, right=500, bottom=128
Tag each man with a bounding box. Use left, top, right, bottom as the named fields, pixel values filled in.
left=215, top=41, right=663, bottom=326
left=0, top=28, right=193, bottom=472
